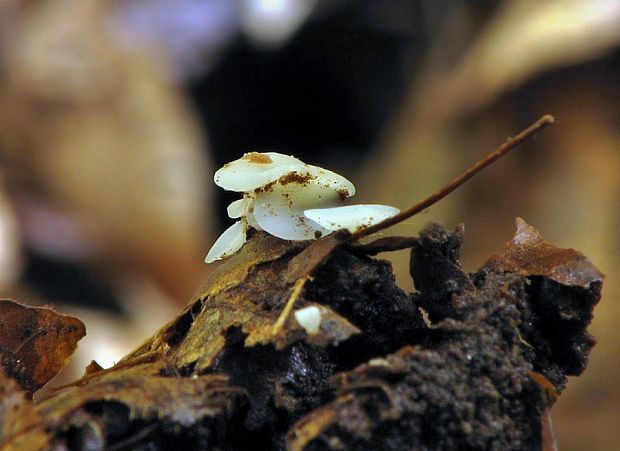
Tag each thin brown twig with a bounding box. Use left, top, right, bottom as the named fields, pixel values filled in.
left=271, top=115, right=554, bottom=332
left=351, top=114, right=555, bottom=241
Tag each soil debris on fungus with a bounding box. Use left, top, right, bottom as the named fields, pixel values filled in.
left=0, top=116, right=604, bottom=450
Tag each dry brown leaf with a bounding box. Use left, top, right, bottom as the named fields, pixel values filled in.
left=0, top=300, right=85, bottom=394
left=37, top=371, right=243, bottom=427
left=483, top=217, right=604, bottom=288
left=123, top=231, right=358, bottom=376
left=352, top=236, right=418, bottom=256
left=4, top=362, right=244, bottom=451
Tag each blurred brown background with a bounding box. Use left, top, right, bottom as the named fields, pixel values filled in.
left=0, top=1, right=618, bottom=449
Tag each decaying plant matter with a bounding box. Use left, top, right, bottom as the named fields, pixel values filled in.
left=0, top=116, right=604, bottom=450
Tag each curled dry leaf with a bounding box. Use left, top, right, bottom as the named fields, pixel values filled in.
left=482, top=217, right=604, bottom=288
left=3, top=363, right=245, bottom=451
left=0, top=300, right=85, bottom=395
left=482, top=218, right=603, bottom=389
left=38, top=371, right=243, bottom=427
left=124, top=230, right=358, bottom=377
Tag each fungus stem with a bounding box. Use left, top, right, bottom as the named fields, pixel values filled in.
left=352, top=114, right=555, bottom=240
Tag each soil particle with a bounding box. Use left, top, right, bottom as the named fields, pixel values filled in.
left=279, top=172, right=314, bottom=186
left=244, top=152, right=273, bottom=164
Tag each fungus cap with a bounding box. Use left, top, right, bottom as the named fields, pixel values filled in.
left=214, top=152, right=355, bottom=196
left=204, top=220, right=247, bottom=263
left=252, top=177, right=350, bottom=240
left=227, top=197, right=252, bottom=219
left=304, top=204, right=400, bottom=233
left=205, top=152, right=398, bottom=263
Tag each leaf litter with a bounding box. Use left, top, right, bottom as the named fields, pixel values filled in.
left=0, top=115, right=604, bottom=450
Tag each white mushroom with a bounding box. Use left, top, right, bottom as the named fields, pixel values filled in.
left=205, top=152, right=399, bottom=263
left=214, top=152, right=308, bottom=192
left=204, top=220, right=248, bottom=263
left=214, top=151, right=356, bottom=241
left=227, top=197, right=263, bottom=230
left=252, top=175, right=353, bottom=240
left=227, top=197, right=252, bottom=219
left=304, top=204, right=400, bottom=233
left=294, top=305, right=322, bottom=335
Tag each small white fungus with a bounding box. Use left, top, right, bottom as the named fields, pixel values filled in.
left=304, top=204, right=401, bottom=233
left=205, top=152, right=399, bottom=263
left=214, top=152, right=307, bottom=192
left=204, top=220, right=247, bottom=263
left=252, top=177, right=347, bottom=240
left=294, top=305, right=322, bottom=335
left=226, top=198, right=252, bottom=219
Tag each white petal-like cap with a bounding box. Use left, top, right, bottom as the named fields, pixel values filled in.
left=227, top=197, right=252, bottom=219
left=204, top=220, right=248, bottom=263
left=304, top=204, right=400, bottom=233
left=214, top=152, right=308, bottom=192
left=213, top=152, right=356, bottom=198
left=307, top=167, right=356, bottom=197
left=206, top=151, right=373, bottom=263
left=253, top=177, right=352, bottom=240
left=294, top=306, right=322, bottom=335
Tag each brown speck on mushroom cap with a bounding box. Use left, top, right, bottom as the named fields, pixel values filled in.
left=243, top=152, right=273, bottom=164
left=278, top=172, right=313, bottom=186
left=336, top=189, right=349, bottom=201
left=254, top=180, right=277, bottom=194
